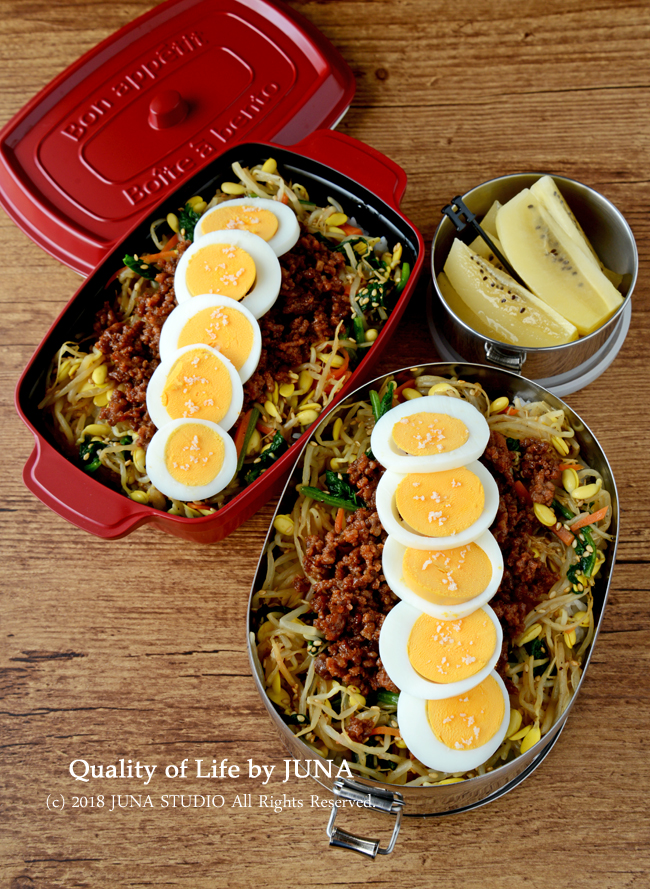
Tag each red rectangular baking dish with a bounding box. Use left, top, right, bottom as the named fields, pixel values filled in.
left=3, top=0, right=425, bottom=542
left=0, top=0, right=358, bottom=275
left=14, top=130, right=425, bottom=542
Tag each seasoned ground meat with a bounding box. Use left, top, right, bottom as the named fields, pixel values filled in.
left=483, top=429, right=515, bottom=484
left=91, top=228, right=351, bottom=445
left=242, top=230, right=349, bottom=408
left=519, top=437, right=562, bottom=505
left=346, top=715, right=375, bottom=744
left=93, top=240, right=190, bottom=443
left=301, top=454, right=398, bottom=697
left=481, top=431, right=560, bottom=669
left=298, top=430, right=562, bottom=695
left=347, top=452, right=384, bottom=510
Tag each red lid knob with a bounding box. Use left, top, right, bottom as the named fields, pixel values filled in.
left=148, top=90, right=188, bottom=130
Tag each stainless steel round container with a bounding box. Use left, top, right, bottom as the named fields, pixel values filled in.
left=429, top=174, right=638, bottom=383
left=246, top=362, right=619, bottom=856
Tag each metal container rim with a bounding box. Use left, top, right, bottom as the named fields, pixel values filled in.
left=430, top=172, right=638, bottom=354
left=246, top=360, right=619, bottom=811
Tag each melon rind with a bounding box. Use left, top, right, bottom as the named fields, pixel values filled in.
left=443, top=239, right=579, bottom=347
left=496, top=189, right=624, bottom=335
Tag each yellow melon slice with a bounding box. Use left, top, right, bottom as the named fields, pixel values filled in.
left=437, top=271, right=511, bottom=343
left=443, top=239, right=579, bottom=347
left=530, top=176, right=622, bottom=288
left=496, top=189, right=624, bottom=335
left=468, top=232, right=506, bottom=270
left=481, top=200, right=502, bottom=238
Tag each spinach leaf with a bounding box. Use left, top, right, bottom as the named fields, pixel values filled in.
left=370, top=381, right=395, bottom=422
left=301, top=469, right=365, bottom=512
left=79, top=439, right=104, bottom=472
left=324, top=470, right=364, bottom=508
left=123, top=254, right=157, bottom=280
left=244, top=432, right=289, bottom=485
left=177, top=202, right=201, bottom=241
left=357, top=278, right=387, bottom=310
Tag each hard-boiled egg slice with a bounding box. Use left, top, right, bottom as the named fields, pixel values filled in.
left=382, top=532, right=504, bottom=620
left=145, top=418, right=237, bottom=502
left=379, top=601, right=502, bottom=699
left=397, top=672, right=510, bottom=773
left=371, top=395, right=490, bottom=473
left=146, top=344, right=243, bottom=431
left=174, top=230, right=281, bottom=319
left=194, top=198, right=300, bottom=257
left=375, top=462, right=500, bottom=550
left=159, top=294, right=262, bottom=383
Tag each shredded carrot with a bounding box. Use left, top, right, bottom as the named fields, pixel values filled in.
left=514, top=480, right=533, bottom=506
left=335, top=507, right=346, bottom=534
left=394, top=379, right=416, bottom=403
left=559, top=463, right=584, bottom=471
left=552, top=525, right=576, bottom=546
left=257, top=421, right=275, bottom=435
left=340, top=222, right=363, bottom=236
left=233, top=409, right=253, bottom=456
left=140, top=249, right=178, bottom=263
left=506, top=406, right=519, bottom=416
left=327, top=349, right=350, bottom=380
left=324, top=370, right=351, bottom=395
left=570, top=505, right=609, bottom=531
left=370, top=726, right=402, bottom=737
left=164, top=233, right=179, bottom=251
left=280, top=192, right=290, bottom=205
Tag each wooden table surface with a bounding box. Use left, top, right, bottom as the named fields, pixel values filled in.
left=1, top=1, right=648, bottom=886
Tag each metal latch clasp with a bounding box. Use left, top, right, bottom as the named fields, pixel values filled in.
left=484, top=341, right=525, bottom=373
left=326, top=778, right=404, bottom=858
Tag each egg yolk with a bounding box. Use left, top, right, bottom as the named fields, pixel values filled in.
left=177, top=305, right=254, bottom=371
left=426, top=675, right=505, bottom=750
left=407, top=609, right=497, bottom=683
left=392, top=412, right=469, bottom=456
left=185, top=243, right=256, bottom=299
left=395, top=468, right=484, bottom=537
left=164, top=423, right=225, bottom=487
left=160, top=347, right=232, bottom=424
left=201, top=204, right=279, bottom=242
left=402, top=543, right=492, bottom=602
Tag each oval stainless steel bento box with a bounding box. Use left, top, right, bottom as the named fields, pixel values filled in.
left=14, top=132, right=424, bottom=542
left=428, top=174, right=637, bottom=393
left=246, top=362, right=618, bottom=856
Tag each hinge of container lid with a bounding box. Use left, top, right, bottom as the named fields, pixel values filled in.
left=326, top=778, right=404, bottom=858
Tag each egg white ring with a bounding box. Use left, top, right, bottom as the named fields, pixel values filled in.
left=145, top=418, right=238, bottom=503
left=382, top=531, right=504, bottom=620
left=194, top=197, right=300, bottom=257
left=379, top=600, right=503, bottom=699
left=174, top=229, right=282, bottom=319
left=375, top=462, right=500, bottom=551
left=397, top=672, right=511, bottom=773
left=371, top=395, right=490, bottom=473
left=146, top=343, right=244, bottom=432
left=158, top=294, right=262, bottom=383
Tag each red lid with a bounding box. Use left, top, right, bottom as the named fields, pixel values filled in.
left=0, top=0, right=354, bottom=275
